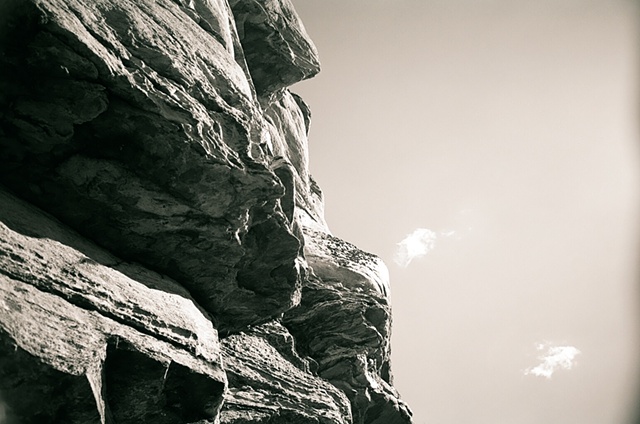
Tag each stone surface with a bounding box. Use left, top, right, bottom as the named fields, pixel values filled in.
left=0, top=0, right=307, bottom=333
left=0, top=188, right=225, bottom=423
left=284, top=219, right=413, bottom=424
left=229, top=0, right=321, bottom=98
left=220, top=321, right=352, bottom=424
left=0, top=0, right=413, bottom=423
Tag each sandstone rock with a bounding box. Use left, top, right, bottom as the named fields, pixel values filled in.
left=0, top=0, right=309, bottom=333
left=229, top=0, right=321, bottom=98
left=220, top=321, right=352, bottom=424
left=264, top=89, right=329, bottom=231
left=0, top=0, right=413, bottom=422
left=284, top=216, right=413, bottom=424
left=0, top=188, right=225, bottom=423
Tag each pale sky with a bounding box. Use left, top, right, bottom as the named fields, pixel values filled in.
left=291, top=1, right=640, bottom=423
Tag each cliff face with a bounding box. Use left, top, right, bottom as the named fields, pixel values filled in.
left=0, top=1, right=412, bottom=423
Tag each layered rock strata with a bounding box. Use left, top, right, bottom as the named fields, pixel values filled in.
left=0, top=0, right=413, bottom=423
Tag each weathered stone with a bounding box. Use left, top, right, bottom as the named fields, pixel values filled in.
left=0, top=188, right=222, bottom=359
left=0, top=327, right=104, bottom=424
left=0, top=0, right=306, bottom=333
left=264, top=89, right=329, bottom=231
left=220, top=322, right=352, bottom=424
left=0, top=189, right=225, bottom=424
left=0, top=0, right=413, bottom=422
left=284, top=218, right=413, bottom=424
left=229, top=0, right=321, bottom=97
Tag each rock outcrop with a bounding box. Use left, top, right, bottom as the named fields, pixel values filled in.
left=0, top=0, right=412, bottom=423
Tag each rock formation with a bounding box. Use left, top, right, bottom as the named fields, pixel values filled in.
left=0, top=0, right=413, bottom=423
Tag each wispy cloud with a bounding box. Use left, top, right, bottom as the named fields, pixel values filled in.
left=524, top=343, right=581, bottom=379
left=394, top=226, right=463, bottom=268
left=394, top=228, right=438, bottom=267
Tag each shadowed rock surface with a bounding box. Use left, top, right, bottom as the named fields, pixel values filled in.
left=0, top=0, right=413, bottom=423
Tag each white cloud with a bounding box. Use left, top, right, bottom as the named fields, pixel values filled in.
left=394, top=227, right=462, bottom=268
left=524, top=343, right=581, bottom=379
left=394, top=228, right=438, bottom=267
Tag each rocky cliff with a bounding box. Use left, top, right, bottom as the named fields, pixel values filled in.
left=0, top=1, right=413, bottom=423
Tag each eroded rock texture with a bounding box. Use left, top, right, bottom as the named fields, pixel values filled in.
left=0, top=0, right=412, bottom=423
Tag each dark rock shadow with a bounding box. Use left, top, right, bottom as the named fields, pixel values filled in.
left=104, top=339, right=224, bottom=423
left=0, top=328, right=102, bottom=424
